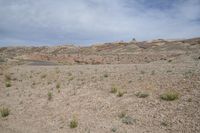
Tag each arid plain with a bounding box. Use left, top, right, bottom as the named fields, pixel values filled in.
left=0, top=38, right=200, bottom=133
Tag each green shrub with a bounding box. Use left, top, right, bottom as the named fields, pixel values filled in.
left=0, top=107, right=10, bottom=117
left=70, top=117, right=78, bottom=128
left=5, top=81, right=11, bottom=87
left=118, top=111, right=126, bottom=118
left=110, top=86, right=118, bottom=93
left=122, top=116, right=136, bottom=125
left=117, top=90, right=124, bottom=97
left=69, top=77, right=74, bottom=81
left=104, top=73, right=108, bottom=77
left=41, top=74, right=47, bottom=79
left=47, top=92, right=52, bottom=100
left=160, top=91, right=179, bottom=101
left=135, top=92, right=149, bottom=98
left=56, top=83, right=60, bottom=89
left=111, top=127, right=117, bottom=132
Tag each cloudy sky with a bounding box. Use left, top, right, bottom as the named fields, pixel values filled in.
left=0, top=0, right=200, bottom=46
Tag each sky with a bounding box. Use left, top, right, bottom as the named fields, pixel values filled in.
left=0, top=0, right=200, bottom=46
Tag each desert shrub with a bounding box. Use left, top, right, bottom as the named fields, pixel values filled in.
left=161, top=122, right=168, bottom=126
left=0, top=107, right=10, bottom=117
left=160, top=91, right=179, bottom=101
left=118, top=111, right=126, bottom=118
left=110, top=86, right=118, bottom=93
left=135, top=92, right=149, bottom=98
left=69, top=77, right=74, bottom=81
left=104, top=73, right=108, bottom=77
left=56, top=83, right=60, bottom=89
left=121, top=116, right=136, bottom=125
left=70, top=117, right=78, bottom=128
left=5, top=81, right=11, bottom=87
left=117, top=90, right=124, bottom=97
left=47, top=92, right=52, bottom=100
left=184, top=70, right=194, bottom=78
left=188, top=98, right=192, bottom=102
left=111, top=127, right=117, bottom=132
left=41, top=74, right=47, bottom=79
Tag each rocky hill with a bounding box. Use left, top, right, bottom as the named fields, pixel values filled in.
left=1, top=38, right=200, bottom=65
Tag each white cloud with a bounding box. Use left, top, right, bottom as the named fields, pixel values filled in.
left=0, top=0, right=200, bottom=46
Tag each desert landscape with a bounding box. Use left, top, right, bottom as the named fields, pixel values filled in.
left=0, top=38, right=200, bottom=133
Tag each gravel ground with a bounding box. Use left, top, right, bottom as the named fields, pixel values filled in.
left=0, top=60, right=200, bottom=133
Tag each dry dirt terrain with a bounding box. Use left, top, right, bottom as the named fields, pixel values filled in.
left=0, top=38, right=200, bottom=133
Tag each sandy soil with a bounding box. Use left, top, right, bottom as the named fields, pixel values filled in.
left=0, top=60, right=200, bottom=133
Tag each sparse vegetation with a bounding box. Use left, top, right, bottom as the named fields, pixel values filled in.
left=41, top=74, right=47, bottom=79
left=5, top=81, right=11, bottom=87
left=47, top=92, right=52, bottom=100
left=160, top=91, right=179, bottom=101
left=104, top=73, right=108, bottom=77
left=0, top=37, right=199, bottom=132
left=110, top=85, right=125, bottom=97
left=135, top=92, right=149, bottom=98
left=167, top=70, right=172, bottom=73
left=161, top=122, right=168, bottom=126
left=117, top=90, right=124, bottom=97
left=56, top=83, right=60, bottom=89
left=121, top=116, right=136, bottom=125
left=111, top=127, right=117, bottom=132
left=70, top=116, right=78, bottom=128
left=69, top=77, right=74, bottom=81
left=188, top=98, right=192, bottom=102
left=0, top=107, right=10, bottom=117
left=110, top=86, right=118, bottom=93
left=118, top=111, right=126, bottom=118
left=184, top=70, right=194, bottom=78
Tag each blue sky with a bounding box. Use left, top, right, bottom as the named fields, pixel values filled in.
left=0, top=0, right=200, bottom=46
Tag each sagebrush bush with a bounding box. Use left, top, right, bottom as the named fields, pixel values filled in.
left=135, top=92, right=149, bottom=98
left=160, top=91, right=179, bottom=101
